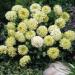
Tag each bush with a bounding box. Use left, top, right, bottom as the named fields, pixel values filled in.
left=0, top=3, right=75, bottom=68
left=0, top=0, right=75, bottom=75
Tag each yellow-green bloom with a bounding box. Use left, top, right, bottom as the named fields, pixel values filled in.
left=5, top=37, right=16, bottom=47
left=23, top=19, right=29, bottom=27
left=61, top=12, right=70, bottom=22
left=47, top=47, right=60, bottom=59
left=25, top=30, right=36, bottom=40
left=18, top=8, right=29, bottom=19
left=19, top=55, right=31, bottom=67
left=53, top=5, right=62, bottom=15
left=55, top=18, right=66, bottom=28
left=44, top=35, right=55, bottom=46
left=28, top=18, right=38, bottom=30
left=59, top=38, right=71, bottom=49
left=17, top=22, right=27, bottom=33
left=43, top=15, right=49, bottom=22
left=42, top=5, right=51, bottom=14
left=18, top=45, right=29, bottom=55
left=15, top=31, right=25, bottom=42
left=37, top=26, right=48, bottom=37
left=5, top=11, right=17, bottom=21
left=6, top=22, right=16, bottom=30
left=33, top=11, right=46, bottom=23
left=7, top=47, right=16, bottom=57
left=8, top=30, right=15, bottom=36
left=0, top=45, right=7, bottom=54
left=12, top=5, right=23, bottom=12
left=30, top=3, right=41, bottom=12
left=64, top=30, right=75, bottom=41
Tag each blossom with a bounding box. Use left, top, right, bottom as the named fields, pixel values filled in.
left=59, top=38, right=71, bottom=49
left=5, top=11, right=17, bottom=21
left=19, top=55, right=31, bottom=67
left=48, top=25, right=59, bottom=33
left=37, top=26, right=48, bottom=37
left=18, top=45, right=29, bottom=55
left=23, top=19, right=29, bottom=27
left=25, top=30, right=36, bottom=40
left=6, top=22, right=16, bottom=30
left=30, top=3, right=41, bottom=12
left=8, top=30, right=15, bottom=36
left=55, top=18, right=66, bottom=28
left=18, top=8, right=29, bottom=19
left=15, top=31, right=25, bottom=42
left=64, top=30, right=75, bottom=41
left=0, top=45, right=7, bottom=54
left=7, top=47, right=16, bottom=57
left=43, top=15, right=49, bottom=22
left=5, top=37, right=16, bottom=47
left=50, top=29, right=62, bottom=41
left=61, top=12, right=70, bottom=22
left=17, top=22, right=27, bottom=33
left=28, top=18, right=38, bottom=30
left=42, top=5, right=51, bottom=14
left=47, top=47, right=60, bottom=59
left=33, top=11, right=46, bottom=23
left=53, top=5, right=62, bottom=15
left=31, top=36, right=44, bottom=48
left=12, top=5, right=23, bottom=12
left=44, top=35, right=55, bottom=46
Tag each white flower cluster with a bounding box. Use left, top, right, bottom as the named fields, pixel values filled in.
left=0, top=3, right=74, bottom=68
left=31, top=36, right=44, bottom=48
